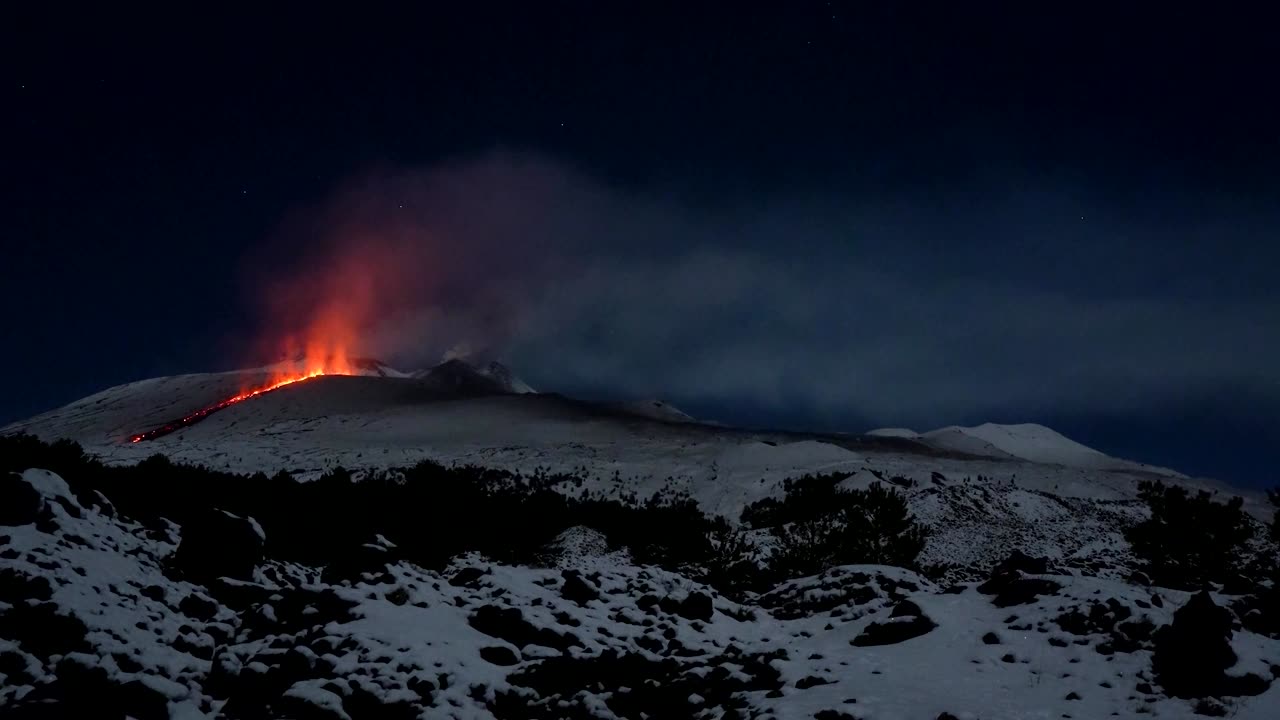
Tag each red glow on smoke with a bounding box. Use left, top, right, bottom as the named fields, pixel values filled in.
left=132, top=167, right=486, bottom=443
left=127, top=272, right=374, bottom=442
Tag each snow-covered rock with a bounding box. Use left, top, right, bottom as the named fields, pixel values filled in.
left=1, top=468, right=1277, bottom=719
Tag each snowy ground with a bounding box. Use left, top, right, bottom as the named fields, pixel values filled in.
left=2, top=469, right=1277, bottom=719
left=5, top=369, right=1272, bottom=580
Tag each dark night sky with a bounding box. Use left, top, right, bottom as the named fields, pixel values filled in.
left=2, top=5, right=1278, bottom=487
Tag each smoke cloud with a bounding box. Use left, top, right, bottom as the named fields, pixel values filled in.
left=247, top=152, right=1280, bottom=429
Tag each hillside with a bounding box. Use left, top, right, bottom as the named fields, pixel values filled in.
left=3, top=365, right=1279, bottom=718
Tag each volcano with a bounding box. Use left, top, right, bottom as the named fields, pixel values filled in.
left=5, top=357, right=1268, bottom=558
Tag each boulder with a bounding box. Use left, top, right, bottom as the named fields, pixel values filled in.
left=0, top=473, right=43, bottom=526
left=320, top=535, right=398, bottom=584
left=469, top=604, right=580, bottom=651
left=1153, top=590, right=1270, bottom=698
left=0, top=602, right=90, bottom=658
left=677, top=591, right=714, bottom=622
left=178, top=593, right=219, bottom=621
left=276, top=685, right=349, bottom=720
left=448, top=566, right=487, bottom=588
left=480, top=645, right=520, bottom=666
left=170, top=508, right=265, bottom=583
left=851, top=614, right=937, bottom=647
left=560, top=569, right=600, bottom=606
left=993, top=550, right=1050, bottom=576
left=0, top=567, right=53, bottom=603
left=977, top=552, right=1062, bottom=608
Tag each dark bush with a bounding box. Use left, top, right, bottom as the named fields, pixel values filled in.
left=740, top=472, right=849, bottom=529
left=744, top=474, right=926, bottom=580
left=700, top=524, right=765, bottom=594
left=1126, top=480, right=1253, bottom=589
left=0, top=433, right=750, bottom=589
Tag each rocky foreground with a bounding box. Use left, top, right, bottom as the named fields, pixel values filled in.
left=2, top=468, right=1279, bottom=719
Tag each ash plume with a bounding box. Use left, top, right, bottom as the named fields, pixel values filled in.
left=244, top=152, right=1280, bottom=428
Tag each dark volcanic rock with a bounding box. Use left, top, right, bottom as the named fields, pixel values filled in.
left=448, top=567, right=487, bottom=588
left=658, top=591, right=716, bottom=622
left=499, top=648, right=784, bottom=719
left=994, top=550, right=1051, bottom=576
left=795, top=675, right=832, bottom=689
left=274, top=687, right=350, bottom=720
left=560, top=569, right=599, bottom=606
left=114, top=679, right=172, bottom=720
left=320, top=540, right=395, bottom=584
left=468, top=604, right=580, bottom=651
left=0, top=602, right=90, bottom=658
left=10, top=654, right=170, bottom=720
left=0, top=566, right=53, bottom=603
left=178, top=592, right=219, bottom=621
left=677, top=591, right=714, bottom=622
left=0, top=474, right=43, bottom=526
left=977, top=553, right=1062, bottom=608
left=342, top=681, right=421, bottom=720
left=758, top=569, right=880, bottom=619
left=480, top=645, right=520, bottom=666
left=852, top=614, right=937, bottom=647
left=889, top=600, right=924, bottom=618
left=170, top=508, right=265, bottom=583
left=1153, top=590, right=1271, bottom=699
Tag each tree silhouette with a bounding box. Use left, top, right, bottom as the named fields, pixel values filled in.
left=1126, top=480, right=1252, bottom=589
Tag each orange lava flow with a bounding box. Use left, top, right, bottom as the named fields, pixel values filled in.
left=127, top=367, right=342, bottom=444
left=128, top=301, right=363, bottom=443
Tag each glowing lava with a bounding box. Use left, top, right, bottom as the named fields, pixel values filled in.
left=128, top=358, right=352, bottom=443
left=129, top=258, right=371, bottom=442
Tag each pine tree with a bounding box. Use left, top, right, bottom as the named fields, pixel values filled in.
left=762, top=477, right=927, bottom=579
left=1127, top=481, right=1253, bottom=588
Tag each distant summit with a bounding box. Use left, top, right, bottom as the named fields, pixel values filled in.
left=412, top=358, right=535, bottom=396
left=613, top=398, right=695, bottom=424
left=351, top=357, right=413, bottom=378
left=867, top=422, right=1181, bottom=475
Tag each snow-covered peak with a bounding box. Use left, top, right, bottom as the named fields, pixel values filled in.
left=412, top=358, right=535, bottom=396
left=920, top=422, right=1140, bottom=470
left=615, top=399, right=695, bottom=424
left=351, top=357, right=414, bottom=378
left=475, top=360, right=535, bottom=394
left=866, top=427, right=921, bottom=439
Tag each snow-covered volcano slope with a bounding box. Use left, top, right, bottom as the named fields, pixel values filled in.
left=5, top=365, right=1269, bottom=576
left=871, top=422, right=1181, bottom=475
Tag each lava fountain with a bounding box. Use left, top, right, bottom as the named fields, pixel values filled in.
left=129, top=192, right=427, bottom=443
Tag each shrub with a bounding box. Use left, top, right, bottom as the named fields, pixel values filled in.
left=743, top=474, right=927, bottom=580
left=1126, top=480, right=1253, bottom=589
left=740, top=472, right=848, bottom=529
left=0, top=434, right=743, bottom=587
left=692, top=522, right=765, bottom=595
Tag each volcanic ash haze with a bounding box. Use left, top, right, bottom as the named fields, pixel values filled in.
left=241, top=154, right=586, bottom=381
